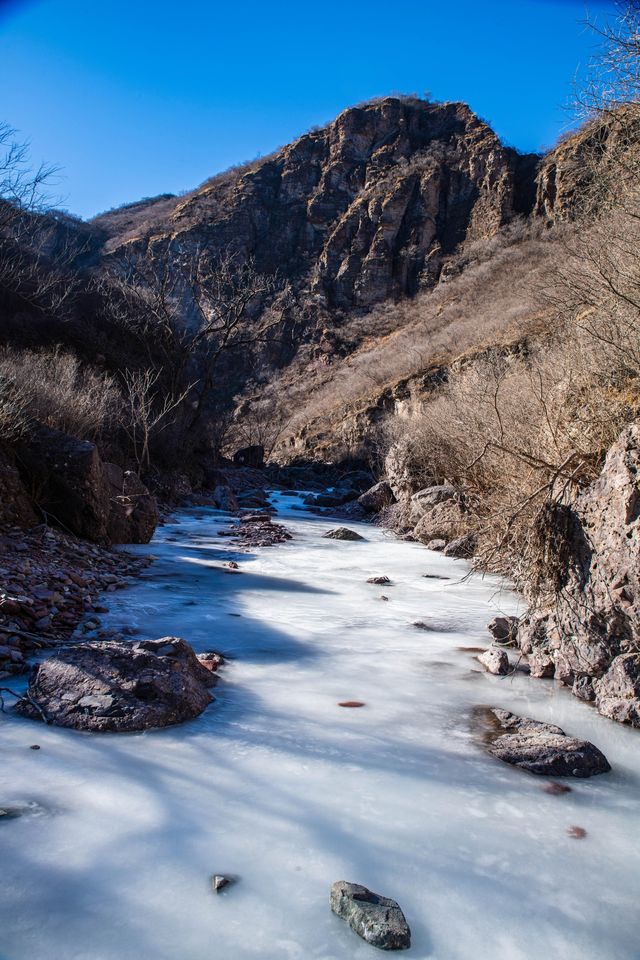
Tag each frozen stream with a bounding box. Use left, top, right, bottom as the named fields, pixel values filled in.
left=1, top=492, right=639, bottom=960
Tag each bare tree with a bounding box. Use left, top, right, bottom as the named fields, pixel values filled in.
left=121, top=369, right=192, bottom=471
left=98, top=243, right=290, bottom=449
left=0, top=122, right=58, bottom=232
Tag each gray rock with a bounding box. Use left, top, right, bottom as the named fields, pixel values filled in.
left=423, top=538, right=446, bottom=551
left=367, top=576, right=391, bottom=585
left=211, top=874, right=237, bottom=893
left=17, top=638, right=215, bottom=732
left=413, top=500, right=466, bottom=545
left=322, top=527, right=365, bottom=541
left=410, top=484, right=460, bottom=518
left=330, top=881, right=411, bottom=951
left=475, top=707, right=611, bottom=777
left=594, top=654, right=640, bottom=726
left=443, top=534, right=476, bottom=558
left=358, top=481, right=395, bottom=514
left=478, top=648, right=509, bottom=675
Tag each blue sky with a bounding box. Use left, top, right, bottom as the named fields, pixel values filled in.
left=0, top=0, right=617, bottom=219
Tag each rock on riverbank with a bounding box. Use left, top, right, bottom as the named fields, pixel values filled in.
left=17, top=637, right=217, bottom=732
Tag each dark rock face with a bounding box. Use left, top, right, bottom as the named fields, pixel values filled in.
left=475, top=707, right=611, bottom=777
left=516, top=426, right=640, bottom=724
left=104, top=463, right=159, bottom=544
left=322, top=527, right=365, bottom=541
left=15, top=425, right=158, bottom=545
left=330, top=881, right=411, bottom=951
left=211, top=484, right=240, bottom=512
left=17, top=425, right=111, bottom=542
left=232, top=445, right=264, bottom=469
left=17, top=638, right=215, bottom=732
left=0, top=446, right=37, bottom=527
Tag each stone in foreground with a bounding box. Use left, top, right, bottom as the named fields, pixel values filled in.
left=17, top=638, right=215, bottom=732
left=478, top=648, right=509, bottom=675
left=330, top=881, right=411, bottom=951
left=594, top=654, right=640, bottom=726
left=475, top=707, right=611, bottom=777
left=322, top=527, right=365, bottom=541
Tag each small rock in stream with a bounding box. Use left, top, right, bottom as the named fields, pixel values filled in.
left=543, top=782, right=572, bottom=795
left=477, top=648, right=510, bottom=675
left=211, top=874, right=237, bottom=893
left=338, top=701, right=366, bottom=708
left=330, top=880, right=411, bottom=950
left=367, top=576, right=391, bottom=585
left=567, top=825, right=587, bottom=839
left=322, top=527, right=365, bottom=541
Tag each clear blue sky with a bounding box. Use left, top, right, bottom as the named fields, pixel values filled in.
left=0, top=0, right=617, bottom=220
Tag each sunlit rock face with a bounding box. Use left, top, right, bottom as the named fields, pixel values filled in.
left=517, top=425, right=640, bottom=725
left=98, top=97, right=539, bottom=311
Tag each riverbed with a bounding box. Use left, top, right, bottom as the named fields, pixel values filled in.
left=0, top=492, right=638, bottom=960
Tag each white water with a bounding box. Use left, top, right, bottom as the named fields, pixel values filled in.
left=1, top=493, right=639, bottom=960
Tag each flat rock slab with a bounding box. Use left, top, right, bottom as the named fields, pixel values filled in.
left=323, top=527, right=365, bottom=541
left=474, top=707, right=611, bottom=777
left=330, top=881, right=411, bottom=951
left=16, top=637, right=215, bottom=733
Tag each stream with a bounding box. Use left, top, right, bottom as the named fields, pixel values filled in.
left=0, top=492, right=639, bottom=960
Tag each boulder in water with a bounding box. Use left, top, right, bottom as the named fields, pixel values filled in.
left=330, top=881, right=411, bottom=950
left=478, top=648, right=509, bottom=675
left=322, top=527, right=365, bottom=541
left=16, top=638, right=215, bottom=732
left=474, top=707, right=611, bottom=777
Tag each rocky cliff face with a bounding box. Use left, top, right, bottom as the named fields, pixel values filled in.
left=517, top=425, right=640, bottom=725
left=97, top=97, right=539, bottom=310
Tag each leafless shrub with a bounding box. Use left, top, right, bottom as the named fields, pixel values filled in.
left=0, top=347, right=121, bottom=442
left=0, top=375, right=31, bottom=441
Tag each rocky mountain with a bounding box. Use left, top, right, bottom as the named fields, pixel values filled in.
left=94, top=97, right=539, bottom=309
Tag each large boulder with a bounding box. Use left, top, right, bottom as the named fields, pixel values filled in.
left=410, top=484, right=460, bottom=521
left=17, top=424, right=111, bottom=542
left=413, top=499, right=467, bottom=545
left=16, top=638, right=215, bottom=732
left=104, top=463, right=159, bottom=544
left=330, top=881, right=411, bottom=951
left=357, top=480, right=395, bottom=514
left=475, top=707, right=611, bottom=777
left=15, top=426, right=158, bottom=545
left=0, top=445, right=37, bottom=527
left=232, top=445, right=264, bottom=469
left=515, top=425, right=640, bottom=723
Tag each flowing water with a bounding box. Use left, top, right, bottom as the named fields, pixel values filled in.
left=0, top=493, right=639, bottom=960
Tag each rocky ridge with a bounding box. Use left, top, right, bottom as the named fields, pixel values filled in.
left=97, top=98, right=539, bottom=312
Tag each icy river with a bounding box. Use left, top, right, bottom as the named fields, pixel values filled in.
left=1, top=492, right=639, bottom=960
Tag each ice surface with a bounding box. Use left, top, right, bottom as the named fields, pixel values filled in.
left=0, top=492, right=638, bottom=960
